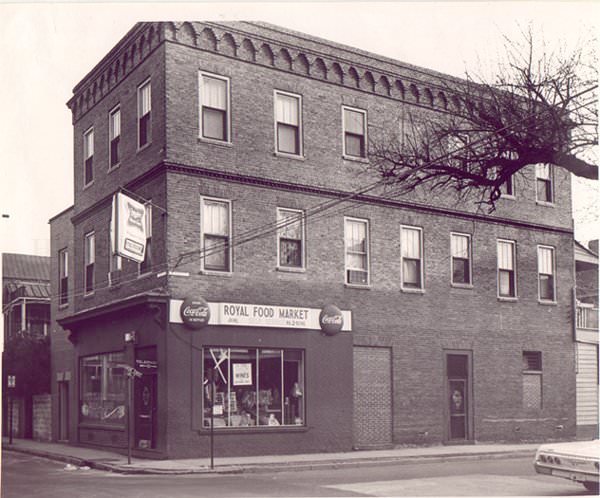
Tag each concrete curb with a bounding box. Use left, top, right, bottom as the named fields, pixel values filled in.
left=3, top=444, right=536, bottom=475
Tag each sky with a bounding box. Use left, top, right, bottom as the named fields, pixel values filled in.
left=0, top=1, right=598, bottom=257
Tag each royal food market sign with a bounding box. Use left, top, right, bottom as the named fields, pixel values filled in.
left=170, top=299, right=351, bottom=332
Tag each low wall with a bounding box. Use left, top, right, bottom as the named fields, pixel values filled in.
left=32, top=394, right=51, bottom=441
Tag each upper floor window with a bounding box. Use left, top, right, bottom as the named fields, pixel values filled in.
left=501, top=175, right=515, bottom=197
left=109, top=106, right=121, bottom=168
left=58, top=248, right=68, bottom=306
left=401, top=226, right=423, bottom=290
left=83, top=127, right=94, bottom=186
left=138, top=79, right=151, bottom=149
left=344, top=217, right=369, bottom=286
left=497, top=239, right=517, bottom=298
left=451, top=233, right=472, bottom=285
left=139, top=203, right=153, bottom=274
left=201, top=197, right=231, bottom=272
left=277, top=208, right=304, bottom=269
left=199, top=73, right=230, bottom=142
left=535, top=164, right=553, bottom=204
left=537, top=245, right=556, bottom=302
left=84, top=231, right=95, bottom=295
left=343, top=107, right=367, bottom=159
left=274, top=91, right=302, bottom=156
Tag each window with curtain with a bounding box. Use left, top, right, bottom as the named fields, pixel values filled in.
left=202, top=347, right=304, bottom=428
left=80, top=352, right=126, bottom=427
left=451, top=233, right=471, bottom=285
left=83, top=127, right=94, bottom=186
left=401, top=226, right=423, bottom=289
left=535, top=164, right=553, bottom=203
left=275, top=91, right=301, bottom=155
left=138, top=79, right=151, bottom=148
left=537, top=245, right=555, bottom=301
left=84, top=232, right=95, bottom=294
left=139, top=203, right=153, bottom=274
left=497, top=239, right=516, bottom=298
left=345, top=218, right=369, bottom=285
left=277, top=208, right=304, bottom=268
left=109, top=106, right=121, bottom=168
left=108, top=222, right=121, bottom=286
left=200, top=73, right=229, bottom=142
left=202, top=198, right=231, bottom=272
left=59, top=248, right=68, bottom=306
left=343, top=107, right=366, bottom=158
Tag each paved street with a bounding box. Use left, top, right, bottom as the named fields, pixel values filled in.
left=2, top=451, right=592, bottom=497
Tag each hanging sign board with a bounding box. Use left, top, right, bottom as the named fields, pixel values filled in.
left=112, top=192, right=147, bottom=263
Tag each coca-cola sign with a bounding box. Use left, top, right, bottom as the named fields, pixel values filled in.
left=319, top=304, right=344, bottom=336
left=180, top=297, right=210, bottom=329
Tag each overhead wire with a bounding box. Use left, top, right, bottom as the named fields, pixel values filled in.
left=47, top=87, right=597, bottom=304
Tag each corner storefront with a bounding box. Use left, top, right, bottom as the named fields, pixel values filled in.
left=59, top=295, right=353, bottom=459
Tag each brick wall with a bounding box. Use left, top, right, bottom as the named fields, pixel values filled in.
left=54, top=21, right=578, bottom=455
left=32, top=394, right=52, bottom=441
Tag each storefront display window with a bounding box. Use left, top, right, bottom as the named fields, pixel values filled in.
left=80, top=352, right=126, bottom=427
left=203, top=347, right=304, bottom=428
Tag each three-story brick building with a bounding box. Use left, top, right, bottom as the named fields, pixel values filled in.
left=50, top=21, right=576, bottom=458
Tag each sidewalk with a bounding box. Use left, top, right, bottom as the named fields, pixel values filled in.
left=2, top=437, right=539, bottom=475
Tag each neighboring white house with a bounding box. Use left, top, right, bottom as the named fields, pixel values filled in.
left=574, top=240, right=599, bottom=440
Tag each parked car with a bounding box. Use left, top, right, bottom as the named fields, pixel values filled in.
left=534, top=440, right=600, bottom=493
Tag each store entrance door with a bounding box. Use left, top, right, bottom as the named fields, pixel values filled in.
left=353, top=346, right=392, bottom=449
left=444, top=351, right=472, bottom=441
left=134, top=347, right=157, bottom=449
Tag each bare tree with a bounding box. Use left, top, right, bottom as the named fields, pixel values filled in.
left=369, top=29, right=598, bottom=210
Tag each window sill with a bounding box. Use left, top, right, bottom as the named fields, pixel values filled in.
left=199, top=425, right=307, bottom=434
left=198, top=137, right=233, bottom=148
left=345, top=283, right=371, bottom=290
left=273, top=151, right=305, bottom=161
left=342, top=154, right=369, bottom=164
left=137, top=142, right=151, bottom=154
left=538, top=299, right=557, bottom=306
left=83, top=181, right=94, bottom=191
left=83, top=292, right=95, bottom=299
left=500, top=194, right=516, bottom=200
left=137, top=271, right=154, bottom=280
left=451, top=283, right=474, bottom=289
left=108, top=163, right=121, bottom=173
left=401, top=288, right=425, bottom=294
left=200, top=269, right=233, bottom=278
left=536, top=200, right=555, bottom=208
left=276, top=266, right=306, bottom=274
left=58, top=303, right=69, bottom=310
left=497, top=296, right=518, bottom=302
left=79, top=422, right=125, bottom=431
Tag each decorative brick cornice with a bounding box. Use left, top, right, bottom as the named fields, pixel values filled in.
left=67, top=20, right=474, bottom=124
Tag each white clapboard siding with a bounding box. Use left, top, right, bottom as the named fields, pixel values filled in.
left=576, top=343, right=599, bottom=426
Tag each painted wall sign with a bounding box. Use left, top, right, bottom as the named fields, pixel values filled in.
left=319, top=304, right=344, bottom=335
left=180, top=297, right=211, bottom=329
left=169, top=300, right=352, bottom=331
left=111, top=192, right=147, bottom=263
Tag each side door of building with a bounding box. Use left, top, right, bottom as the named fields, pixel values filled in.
left=444, top=350, right=473, bottom=442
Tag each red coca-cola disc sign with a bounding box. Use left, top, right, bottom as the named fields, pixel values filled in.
left=319, top=304, right=344, bottom=335
left=180, top=298, right=210, bottom=329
